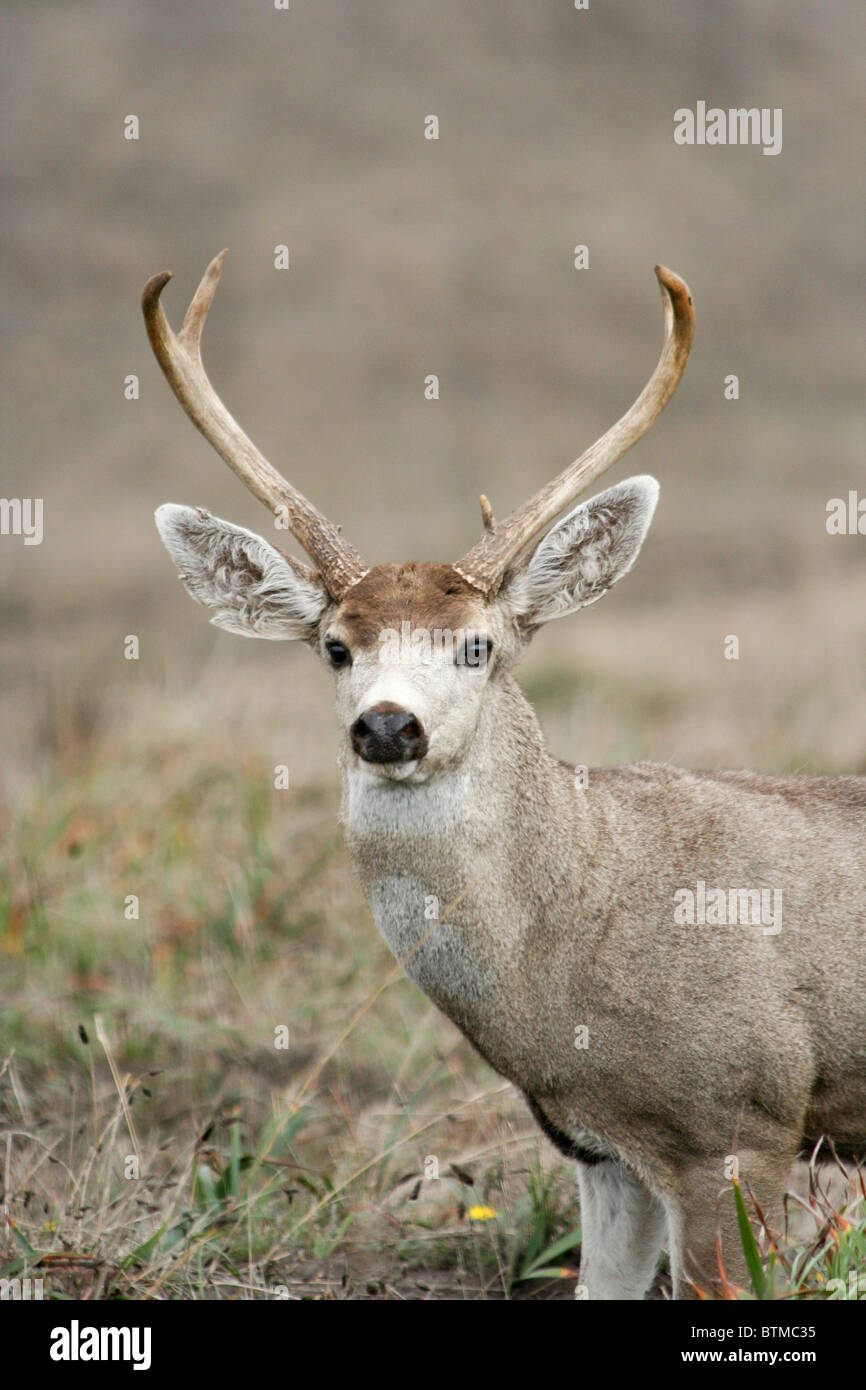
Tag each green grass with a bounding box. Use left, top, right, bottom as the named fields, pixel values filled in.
left=719, top=1167, right=866, bottom=1301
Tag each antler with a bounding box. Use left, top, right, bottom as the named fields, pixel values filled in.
left=142, top=250, right=367, bottom=599
left=454, top=265, right=694, bottom=597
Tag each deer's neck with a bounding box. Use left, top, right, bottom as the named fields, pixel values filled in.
left=340, top=674, right=595, bottom=1049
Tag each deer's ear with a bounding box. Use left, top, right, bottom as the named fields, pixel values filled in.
left=502, top=476, right=659, bottom=629
left=155, top=505, right=329, bottom=640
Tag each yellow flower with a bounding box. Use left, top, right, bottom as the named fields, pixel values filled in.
left=468, top=1204, right=498, bottom=1221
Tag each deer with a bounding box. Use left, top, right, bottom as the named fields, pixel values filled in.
left=144, top=251, right=866, bottom=1299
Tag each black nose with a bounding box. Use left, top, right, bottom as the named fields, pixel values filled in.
left=351, top=702, right=428, bottom=764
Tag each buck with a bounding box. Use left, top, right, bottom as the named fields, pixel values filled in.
left=144, top=252, right=866, bottom=1299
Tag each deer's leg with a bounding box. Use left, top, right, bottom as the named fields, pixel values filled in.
left=665, top=1150, right=795, bottom=1299
left=575, top=1159, right=668, bottom=1300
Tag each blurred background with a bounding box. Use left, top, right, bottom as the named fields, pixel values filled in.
left=0, top=0, right=863, bottom=1298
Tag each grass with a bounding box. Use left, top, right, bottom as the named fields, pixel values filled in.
left=0, top=1044, right=580, bottom=1300
left=710, top=1158, right=866, bottom=1301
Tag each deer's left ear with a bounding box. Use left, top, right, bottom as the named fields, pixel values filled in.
left=501, top=476, right=659, bottom=629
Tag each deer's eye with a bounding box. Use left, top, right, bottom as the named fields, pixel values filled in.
left=458, top=634, right=493, bottom=669
left=325, top=640, right=351, bottom=669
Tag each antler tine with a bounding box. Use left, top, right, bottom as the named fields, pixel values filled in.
left=454, top=265, right=695, bottom=597
left=142, top=250, right=367, bottom=599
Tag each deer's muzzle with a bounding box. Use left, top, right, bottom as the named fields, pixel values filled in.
left=351, top=702, right=428, bottom=765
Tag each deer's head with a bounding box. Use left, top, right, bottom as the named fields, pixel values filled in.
left=146, top=254, right=693, bottom=783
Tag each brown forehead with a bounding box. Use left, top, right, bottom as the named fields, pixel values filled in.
left=333, top=563, right=484, bottom=649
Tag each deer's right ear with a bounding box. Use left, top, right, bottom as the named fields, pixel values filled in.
left=155, top=504, right=329, bottom=641
left=500, top=476, right=659, bottom=631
